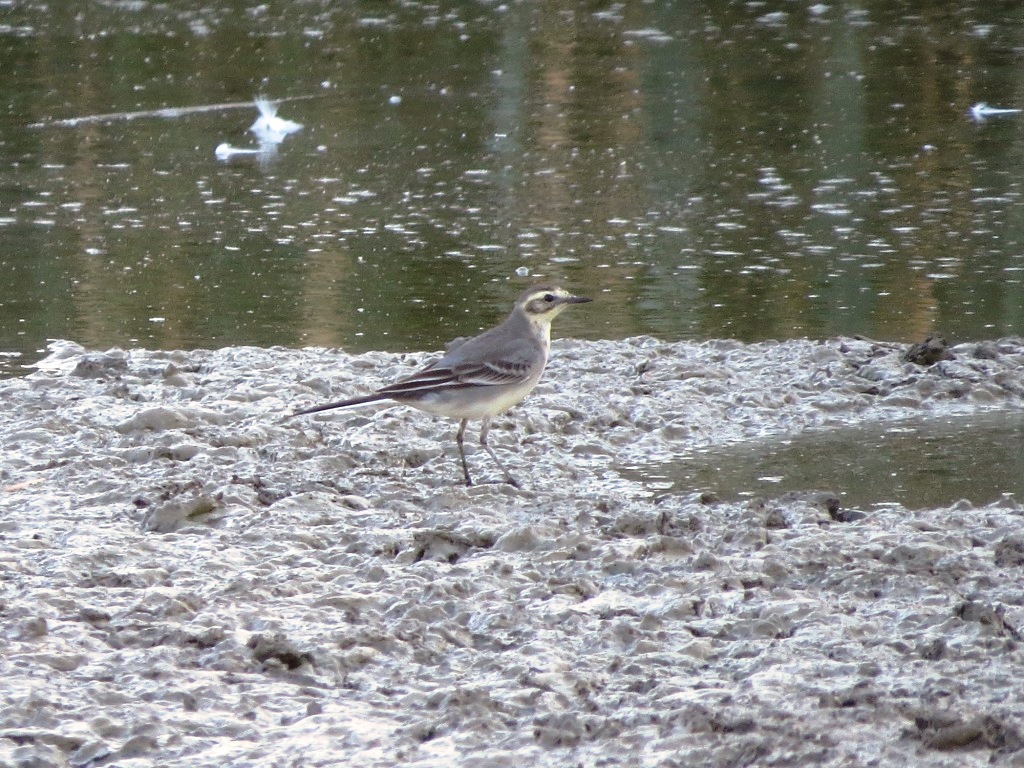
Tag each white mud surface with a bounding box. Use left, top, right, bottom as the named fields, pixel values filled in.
left=2, top=336, right=1024, bottom=767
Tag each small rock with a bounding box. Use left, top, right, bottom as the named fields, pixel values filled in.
left=247, top=632, right=310, bottom=670
left=14, top=616, right=48, bottom=640
left=141, top=493, right=222, bottom=533
left=72, top=352, right=129, bottom=378
left=881, top=542, right=947, bottom=570
left=533, top=712, right=583, bottom=748
left=494, top=526, right=545, bottom=552
left=115, top=406, right=190, bottom=434
left=903, top=336, right=953, bottom=366
left=408, top=529, right=494, bottom=563
left=956, top=595, right=1020, bottom=639
left=778, top=490, right=841, bottom=517
left=914, top=713, right=1017, bottom=751
left=972, top=341, right=1000, bottom=360
left=994, top=535, right=1024, bottom=567
left=833, top=507, right=868, bottom=523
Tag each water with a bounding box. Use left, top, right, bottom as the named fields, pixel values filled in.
left=624, top=411, right=1024, bottom=511
left=2, top=1, right=1023, bottom=377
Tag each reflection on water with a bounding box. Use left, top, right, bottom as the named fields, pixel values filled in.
left=1, top=1, right=1023, bottom=377
left=623, top=411, right=1024, bottom=511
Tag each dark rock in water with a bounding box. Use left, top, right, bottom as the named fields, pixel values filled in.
left=902, top=336, right=953, bottom=366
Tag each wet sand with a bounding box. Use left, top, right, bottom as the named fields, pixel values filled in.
left=2, top=336, right=1023, bottom=766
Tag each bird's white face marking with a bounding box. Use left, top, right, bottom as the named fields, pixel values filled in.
left=520, top=286, right=592, bottom=321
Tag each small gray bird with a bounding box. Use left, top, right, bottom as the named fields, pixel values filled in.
left=292, top=285, right=592, bottom=486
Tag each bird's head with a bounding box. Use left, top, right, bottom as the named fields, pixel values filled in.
left=517, top=285, right=593, bottom=321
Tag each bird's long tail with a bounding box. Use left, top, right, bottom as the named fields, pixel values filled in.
left=290, top=392, right=389, bottom=418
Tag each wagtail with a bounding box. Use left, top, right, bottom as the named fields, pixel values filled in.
left=292, top=285, right=592, bottom=486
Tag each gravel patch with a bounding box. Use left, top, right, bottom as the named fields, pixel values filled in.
left=1, top=336, right=1023, bottom=767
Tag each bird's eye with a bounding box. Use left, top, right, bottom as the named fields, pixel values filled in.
left=543, top=293, right=556, bottom=303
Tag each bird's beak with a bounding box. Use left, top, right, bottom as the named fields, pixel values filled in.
left=563, top=294, right=593, bottom=305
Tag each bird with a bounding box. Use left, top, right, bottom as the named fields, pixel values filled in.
left=249, top=98, right=303, bottom=145
left=215, top=98, right=303, bottom=162
left=291, top=285, right=593, bottom=487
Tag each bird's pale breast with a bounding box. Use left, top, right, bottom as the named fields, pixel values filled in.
left=401, top=378, right=540, bottom=420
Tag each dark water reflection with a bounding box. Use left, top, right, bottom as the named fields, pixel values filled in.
left=1, top=1, right=1023, bottom=374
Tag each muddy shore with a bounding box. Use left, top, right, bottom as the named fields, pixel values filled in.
left=2, top=336, right=1024, bottom=767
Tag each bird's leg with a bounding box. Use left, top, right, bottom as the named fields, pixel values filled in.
left=456, top=418, right=473, bottom=486
left=479, top=417, right=520, bottom=488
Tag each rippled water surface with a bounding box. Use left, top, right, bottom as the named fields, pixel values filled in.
left=2, top=1, right=1024, bottom=374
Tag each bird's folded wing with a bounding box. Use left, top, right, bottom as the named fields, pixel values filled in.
left=377, top=359, right=531, bottom=397
left=454, top=359, right=533, bottom=386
